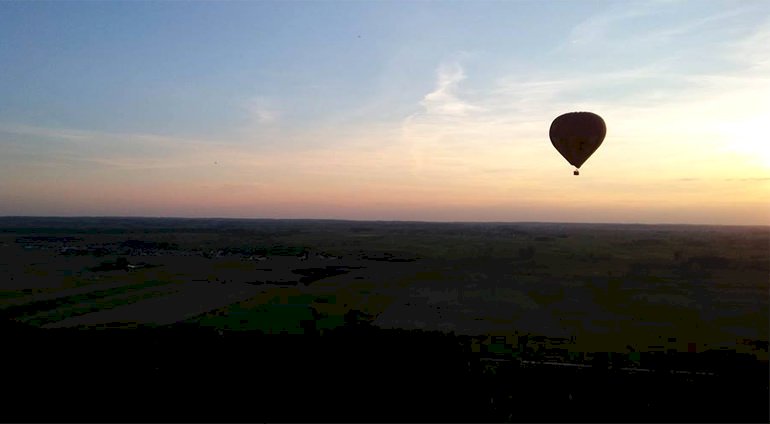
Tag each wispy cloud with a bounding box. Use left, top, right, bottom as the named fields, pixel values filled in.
left=568, top=1, right=761, bottom=48
left=0, top=123, right=223, bottom=171
left=246, top=97, right=280, bottom=124
left=568, top=2, right=655, bottom=46
left=724, top=177, right=770, bottom=182
left=401, top=60, right=491, bottom=176
left=397, top=5, right=770, bottom=185
left=418, top=61, right=482, bottom=117
left=642, top=7, right=756, bottom=42
left=0, top=124, right=99, bottom=142
left=563, top=0, right=770, bottom=85
left=728, top=17, right=770, bottom=71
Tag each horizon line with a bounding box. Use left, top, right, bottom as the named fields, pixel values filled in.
left=0, top=215, right=767, bottom=228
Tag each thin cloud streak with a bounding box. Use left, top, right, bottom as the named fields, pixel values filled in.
left=568, top=1, right=656, bottom=46
left=246, top=97, right=281, bottom=125
left=418, top=61, right=483, bottom=117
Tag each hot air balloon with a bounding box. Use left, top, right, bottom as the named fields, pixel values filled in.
left=549, top=112, right=606, bottom=175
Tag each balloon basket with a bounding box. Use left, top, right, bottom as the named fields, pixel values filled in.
left=573, top=170, right=579, bottom=176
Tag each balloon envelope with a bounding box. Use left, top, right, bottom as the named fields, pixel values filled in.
left=549, top=112, right=606, bottom=170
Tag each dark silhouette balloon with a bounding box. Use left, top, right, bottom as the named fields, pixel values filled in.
left=549, top=112, right=606, bottom=175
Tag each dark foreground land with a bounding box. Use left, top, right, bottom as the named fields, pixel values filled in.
left=1, top=217, right=768, bottom=422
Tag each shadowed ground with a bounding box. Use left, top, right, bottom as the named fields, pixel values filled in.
left=1, top=217, right=767, bottom=422
left=5, top=323, right=767, bottom=422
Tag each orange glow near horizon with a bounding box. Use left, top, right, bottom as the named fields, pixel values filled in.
left=2, top=113, right=769, bottom=225
left=2, top=57, right=769, bottom=226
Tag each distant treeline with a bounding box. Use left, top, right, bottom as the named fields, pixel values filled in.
left=4, top=216, right=765, bottom=234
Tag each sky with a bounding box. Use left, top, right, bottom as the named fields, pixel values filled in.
left=1, top=0, right=768, bottom=225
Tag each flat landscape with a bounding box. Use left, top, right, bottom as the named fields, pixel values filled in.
left=2, top=217, right=768, bottom=422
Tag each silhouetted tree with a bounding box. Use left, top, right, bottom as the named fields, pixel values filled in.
left=116, top=257, right=128, bottom=269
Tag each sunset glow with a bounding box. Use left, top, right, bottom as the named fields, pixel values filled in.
left=1, top=1, right=768, bottom=224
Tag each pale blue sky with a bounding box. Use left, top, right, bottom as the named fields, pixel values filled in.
left=1, top=0, right=769, bottom=224
left=1, top=1, right=585, bottom=134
